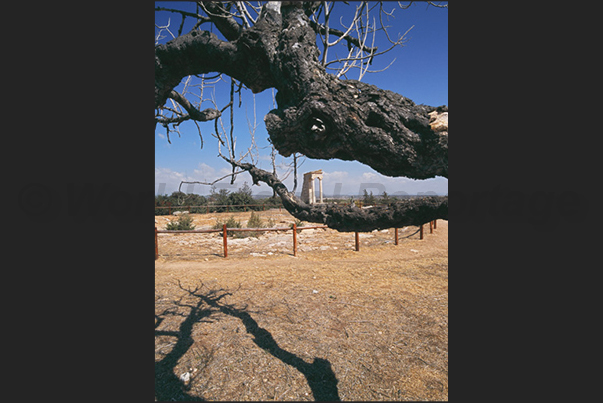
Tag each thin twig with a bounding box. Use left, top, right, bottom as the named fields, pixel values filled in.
left=178, top=170, right=246, bottom=192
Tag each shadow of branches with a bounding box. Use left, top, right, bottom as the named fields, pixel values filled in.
left=155, top=284, right=216, bottom=401
left=155, top=281, right=340, bottom=401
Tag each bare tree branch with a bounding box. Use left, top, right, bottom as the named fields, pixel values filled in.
left=398, top=1, right=448, bottom=10
left=167, top=90, right=222, bottom=122
left=427, top=2, right=448, bottom=9
left=155, top=18, right=176, bottom=44
left=155, top=113, right=189, bottom=126
left=309, top=18, right=378, bottom=54
left=178, top=170, right=246, bottom=193
left=155, top=4, right=283, bottom=107
left=199, top=1, right=243, bottom=41
left=234, top=1, right=253, bottom=28
left=231, top=160, right=447, bottom=232
left=155, top=6, right=211, bottom=24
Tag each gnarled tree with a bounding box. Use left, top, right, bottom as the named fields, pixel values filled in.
left=155, top=1, right=448, bottom=231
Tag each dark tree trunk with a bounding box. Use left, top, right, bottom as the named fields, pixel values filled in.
left=154, top=12, right=281, bottom=108
left=265, top=77, right=448, bottom=179
left=262, top=5, right=447, bottom=179
left=155, top=3, right=447, bottom=179
left=155, top=2, right=448, bottom=231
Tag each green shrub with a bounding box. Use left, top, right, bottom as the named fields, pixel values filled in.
left=155, top=192, right=208, bottom=215
left=213, top=213, right=271, bottom=238
left=246, top=211, right=265, bottom=237
left=213, top=216, right=243, bottom=237
left=228, top=182, right=255, bottom=209
left=166, top=213, right=196, bottom=230
left=247, top=211, right=264, bottom=228
left=209, top=188, right=232, bottom=212
left=362, top=189, right=376, bottom=205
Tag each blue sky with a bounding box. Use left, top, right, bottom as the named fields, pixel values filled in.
left=155, top=1, right=448, bottom=197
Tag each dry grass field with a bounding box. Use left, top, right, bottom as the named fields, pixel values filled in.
left=155, top=209, right=448, bottom=401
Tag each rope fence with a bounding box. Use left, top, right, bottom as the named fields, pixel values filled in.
left=155, top=220, right=438, bottom=259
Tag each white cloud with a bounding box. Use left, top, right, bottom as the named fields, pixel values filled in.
left=360, top=172, right=379, bottom=181
left=218, top=167, right=234, bottom=177
left=323, top=171, right=349, bottom=182
left=192, top=162, right=216, bottom=180
left=155, top=167, right=184, bottom=180
left=155, top=167, right=190, bottom=195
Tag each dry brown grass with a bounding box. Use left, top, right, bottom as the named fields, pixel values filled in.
left=155, top=210, right=447, bottom=401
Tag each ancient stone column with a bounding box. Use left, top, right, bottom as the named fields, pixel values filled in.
left=318, top=177, right=323, bottom=204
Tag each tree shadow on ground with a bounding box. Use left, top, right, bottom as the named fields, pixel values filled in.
left=155, top=281, right=340, bottom=401
left=155, top=289, right=215, bottom=401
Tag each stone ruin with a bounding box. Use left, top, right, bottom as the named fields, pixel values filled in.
left=301, top=169, right=323, bottom=204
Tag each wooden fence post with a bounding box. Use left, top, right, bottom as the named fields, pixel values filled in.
left=433, top=219, right=437, bottom=229
left=155, top=227, right=158, bottom=260
left=355, top=232, right=360, bottom=251
left=395, top=228, right=399, bottom=245
left=420, top=224, right=424, bottom=240
left=293, top=223, right=297, bottom=257
left=223, top=224, right=228, bottom=258
left=430, top=220, right=433, bottom=233
left=168, top=202, right=172, bottom=215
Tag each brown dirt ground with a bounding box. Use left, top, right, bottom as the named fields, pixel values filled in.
left=155, top=210, right=448, bottom=401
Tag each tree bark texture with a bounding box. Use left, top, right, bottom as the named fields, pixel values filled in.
left=155, top=3, right=447, bottom=179
left=265, top=6, right=447, bottom=179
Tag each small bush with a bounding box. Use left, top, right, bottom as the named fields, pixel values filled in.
left=362, top=189, right=376, bottom=205
left=213, top=216, right=243, bottom=237
left=247, top=211, right=264, bottom=227
left=290, top=219, right=304, bottom=234
left=246, top=211, right=265, bottom=237
left=166, top=213, right=196, bottom=230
